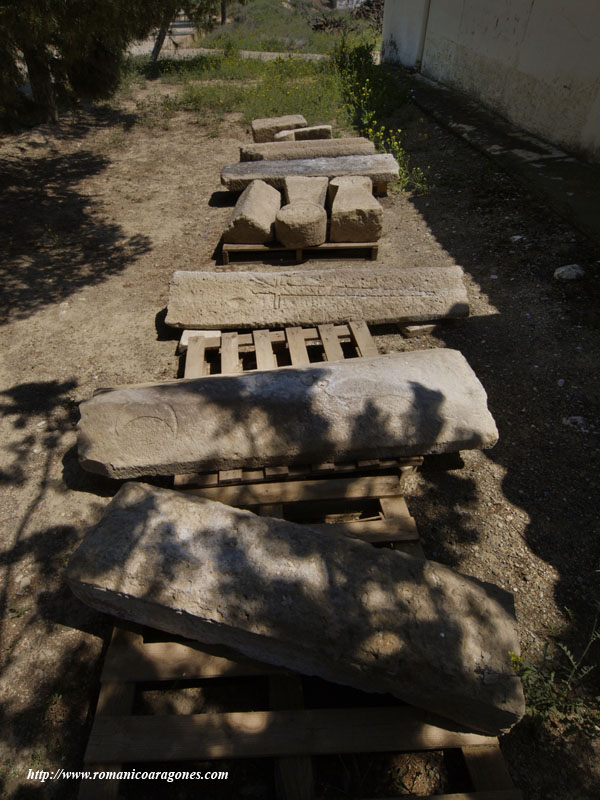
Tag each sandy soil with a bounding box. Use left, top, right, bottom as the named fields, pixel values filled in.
left=1, top=81, right=599, bottom=799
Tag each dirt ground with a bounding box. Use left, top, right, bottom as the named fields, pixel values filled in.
left=1, top=80, right=599, bottom=799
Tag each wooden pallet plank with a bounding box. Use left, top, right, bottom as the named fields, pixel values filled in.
left=221, top=331, right=241, bottom=374
left=462, top=744, right=516, bottom=792
left=254, top=329, right=277, bottom=371
left=187, top=475, right=402, bottom=506
left=361, top=793, right=522, bottom=800
left=348, top=320, right=378, bottom=357
left=286, top=327, right=310, bottom=367
left=85, top=707, right=495, bottom=764
left=102, top=636, right=284, bottom=683
left=379, top=496, right=419, bottom=533
left=309, top=517, right=419, bottom=542
left=269, top=675, right=314, bottom=800
left=184, top=334, right=210, bottom=379
left=79, top=629, right=137, bottom=799
left=218, top=468, right=244, bottom=484
left=222, top=242, right=378, bottom=262
left=318, top=324, right=345, bottom=362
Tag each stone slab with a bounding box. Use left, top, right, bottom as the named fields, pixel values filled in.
left=274, top=124, right=333, bottom=141
left=222, top=180, right=281, bottom=244
left=77, top=349, right=497, bottom=479
left=66, top=482, right=524, bottom=735
left=240, top=137, right=375, bottom=162
left=221, top=154, right=399, bottom=192
left=165, top=266, right=469, bottom=330
left=284, top=176, right=328, bottom=206
left=275, top=202, right=327, bottom=247
left=252, top=114, right=307, bottom=143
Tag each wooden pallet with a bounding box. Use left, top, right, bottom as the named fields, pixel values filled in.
left=174, top=321, right=422, bottom=492
left=78, top=319, right=519, bottom=798
left=221, top=240, right=379, bottom=264
left=79, top=499, right=520, bottom=800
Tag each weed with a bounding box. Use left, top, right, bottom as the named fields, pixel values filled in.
left=510, top=607, right=600, bottom=737
left=333, top=37, right=427, bottom=193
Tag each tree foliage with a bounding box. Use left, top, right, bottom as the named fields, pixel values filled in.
left=0, top=1, right=218, bottom=123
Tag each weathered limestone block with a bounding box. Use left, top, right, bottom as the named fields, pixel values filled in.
left=221, top=154, right=399, bottom=192
left=274, top=124, right=333, bottom=141
left=252, top=114, right=307, bottom=143
left=240, top=137, right=375, bottom=162
left=222, top=180, right=281, bottom=244
left=165, top=266, right=470, bottom=330
left=328, top=175, right=373, bottom=204
left=275, top=202, right=327, bottom=247
left=329, top=175, right=383, bottom=242
left=283, top=176, right=328, bottom=206
left=66, top=482, right=525, bottom=735
left=77, top=349, right=497, bottom=478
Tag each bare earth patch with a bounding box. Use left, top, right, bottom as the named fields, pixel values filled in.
left=1, top=81, right=599, bottom=798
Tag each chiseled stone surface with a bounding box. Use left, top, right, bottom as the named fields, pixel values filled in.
left=221, top=154, right=399, bottom=191
left=328, top=175, right=373, bottom=204
left=240, top=137, right=375, bottom=162
left=66, top=482, right=524, bottom=735
left=329, top=175, right=383, bottom=242
left=283, top=176, right=328, bottom=206
left=223, top=180, right=281, bottom=244
left=77, top=349, right=497, bottom=478
left=274, top=124, right=333, bottom=141
left=275, top=202, right=327, bottom=247
left=165, top=266, right=470, bottom=330
left=251, top=114, right=307, bottom=143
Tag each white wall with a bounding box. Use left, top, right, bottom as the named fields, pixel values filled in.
left=381, top=0, right=431, bottom=68
left=382, top=0, right=600, bottom=163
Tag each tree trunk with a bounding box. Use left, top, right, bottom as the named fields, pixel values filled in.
left=151, top=4, right=178, bottom=63
left=21, top=45, right=58, bottom=123
left=221, top=0, right=227, bottom=25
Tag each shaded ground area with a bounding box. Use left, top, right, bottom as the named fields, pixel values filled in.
left=0, top=75, right=599, bottom=799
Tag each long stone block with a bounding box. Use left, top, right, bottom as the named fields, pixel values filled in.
left=251, top=114, right=307, bottom=143
left=221, top=154, right=399, bottom=192
left=77, top=349, right=497, bottom=478
left=223, top=180, right=281, bottom=244
left=165, top=267, right=470, bottom=330
left=240, top=137, right=375, bottom=162
left=66, top=482, right=525, bottom=735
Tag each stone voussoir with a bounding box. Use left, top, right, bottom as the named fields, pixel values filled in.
left=223, top=179, right=281, bottom=244
left=221, top=154, right=399, bottom=192
left=77, top=349, right=497, bottom=479
left=251, top=114, right=307, bottom=143
left=329, top=175, right=383, bottom=243
left=165, top=266, right=470, bottom=330
left=284, top=176, right=328, bottom=206
left=66, top=482, right=525, bottom=735
left=240, top=137, right=375, bottom=162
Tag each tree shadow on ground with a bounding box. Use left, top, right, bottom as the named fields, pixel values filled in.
left=0, top=113, right=150, bottom=325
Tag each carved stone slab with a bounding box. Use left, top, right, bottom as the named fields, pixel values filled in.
left=66, top=482, right=525, bottom=735
left=165, top=267, right=469, bottom=330
left=77, top=350, right=498, bottom=478
left=240, top=137, right=375, bottom=162
left=252, top=114, right=307, bottom=143
left=221, top=154, right=399, bottom=191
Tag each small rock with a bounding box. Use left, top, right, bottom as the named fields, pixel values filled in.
left=562, top=416, right=592, bottom=433
left=554, top=264, right=584, bottom=280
